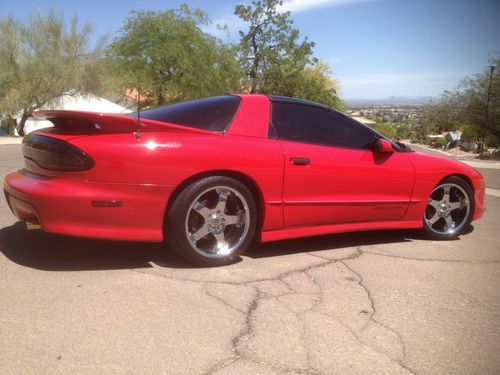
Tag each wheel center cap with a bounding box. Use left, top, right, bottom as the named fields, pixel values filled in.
left=207, top=213, right=225, bottom=233
left=438, top=202, right=451, bottom=217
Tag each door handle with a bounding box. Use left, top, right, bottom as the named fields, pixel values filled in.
left=290, top=157, right=310, bottom=166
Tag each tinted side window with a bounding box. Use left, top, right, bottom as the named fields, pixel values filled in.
left=134, top=96, right=241, bottom=132
left=328, top=110, right=375, bottom=150
left=271, top=103, right=374, bottom=150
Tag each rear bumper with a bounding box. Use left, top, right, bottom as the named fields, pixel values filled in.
left=4, top=170, right=174, bottom=242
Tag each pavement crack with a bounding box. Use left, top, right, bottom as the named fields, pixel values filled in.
left=133, top=246, right=428, bottom=374
left=325, top=313, right=416, bottom=375
left=341, top=260, right=375, bottom=328
left=363, top=250, right=499, bottom=264
left=305, top=252, right=332, bottom=261
left=232, top=287, right=262, bottom=356
left=201, top=283, right=247, bottom=314
left=306, top=246, right=364, bottom=263
left=202, top=356, right=238, bottom=375
left=341, top=260, right=417, bottom=375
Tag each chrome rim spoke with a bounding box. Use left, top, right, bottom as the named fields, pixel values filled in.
left=427, top=212, right=440, bottom=225
left=223, top=214, right=240, bottom=226
left=427, top=198, right=440, bottom=210
left=442, top=185, right=451, bottom=202
left=190, top=224, right=210, bottom=242
left=213, top=232, right=229, bottom=253
left=449, top=199, right=465, bottom=211
left=215, top=191, right=229, bottom=214
left=193, top=201, right=211, bottom=217
left=444, top=215, right=454, bottom=231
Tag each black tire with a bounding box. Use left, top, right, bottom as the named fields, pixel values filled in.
left=166, top=176, right=257, bottom=267
left=421, top=176, right=474, bottom=240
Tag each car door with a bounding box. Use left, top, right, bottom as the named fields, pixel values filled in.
left=271, top=101, right=414, bottom=228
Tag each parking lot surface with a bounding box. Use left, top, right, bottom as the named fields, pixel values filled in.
left=1, top=144, right=499, bottom=374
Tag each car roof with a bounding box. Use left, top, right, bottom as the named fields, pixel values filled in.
left=268, top=95, right=330, bottom=110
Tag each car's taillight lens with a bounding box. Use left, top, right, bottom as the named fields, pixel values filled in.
left=22, top=134, right=94, bottom=172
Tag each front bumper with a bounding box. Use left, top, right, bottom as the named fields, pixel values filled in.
left=472, top=177, right=486, bottom=221
left=4, top=170, right=174, bottom=242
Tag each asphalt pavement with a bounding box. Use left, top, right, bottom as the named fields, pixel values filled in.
left=1, top=144, right=499, bottom=375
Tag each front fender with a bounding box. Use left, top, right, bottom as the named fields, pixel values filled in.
left=405, top=152, right=485, bottom=222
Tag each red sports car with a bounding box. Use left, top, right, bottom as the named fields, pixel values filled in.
left=4, top=95, right=485, bottom=266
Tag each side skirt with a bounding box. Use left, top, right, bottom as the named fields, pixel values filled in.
left=260, top=220, right=423, bottom=243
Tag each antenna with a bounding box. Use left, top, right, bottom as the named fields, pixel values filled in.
left=134, top=80, right=142, bottom=140
left=137, top=82, right=141, bottom=123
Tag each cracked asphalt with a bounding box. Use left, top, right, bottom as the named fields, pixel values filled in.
left=1, top=144, right=499, bottom=374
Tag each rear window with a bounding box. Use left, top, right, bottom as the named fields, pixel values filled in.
left=132, top=95, right=241, bottom=132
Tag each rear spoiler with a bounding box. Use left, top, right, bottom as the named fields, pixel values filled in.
left=34, top=110, right=216, bottom=135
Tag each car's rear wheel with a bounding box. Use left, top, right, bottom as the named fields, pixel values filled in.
left=166, top=176, right=257, bottom=266
left=422, top=176, right=474, bottom=240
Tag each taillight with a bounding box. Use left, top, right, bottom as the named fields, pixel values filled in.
left=22, top=134, right=94, bottom=172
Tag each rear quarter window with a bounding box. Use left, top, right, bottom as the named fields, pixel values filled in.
left=133, top=96, right=241, bottom=132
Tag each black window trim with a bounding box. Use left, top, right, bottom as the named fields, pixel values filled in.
left=222, top=94, right=243, bottom=134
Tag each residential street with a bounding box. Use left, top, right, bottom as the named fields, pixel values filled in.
left=1, top=143, right=499, bottom=375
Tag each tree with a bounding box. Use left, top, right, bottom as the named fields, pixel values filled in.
left=395, top=123, right=413, bottom=140
left=455, top=58, right=499, bottom=152
left=420, top=91, right=466, bottom=135
left=108, top=5, right=242, bottom=107
left=373, top=122, right=397, bottom=139
left=235, top=0, right=312, bottom=93
left=278, top=60, right=344, bottom=109
left=0, top=13, right=108, bottom=136
left=235, top=0, right=343, bottom=108
left=419, top=59, right=499, bottom=152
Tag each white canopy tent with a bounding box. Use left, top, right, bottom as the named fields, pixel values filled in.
left=21, top=93, right=133, bottom=134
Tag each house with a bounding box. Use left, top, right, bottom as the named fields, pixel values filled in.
left=445, top=131, right=462, bottom=143
left=20, top=93, right=134, bottom=134
left=426, top=134, right=446, bottom=143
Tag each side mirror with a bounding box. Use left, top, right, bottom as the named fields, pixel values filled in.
left=374, top=138, right=394, bottom=153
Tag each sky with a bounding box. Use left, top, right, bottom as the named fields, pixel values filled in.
left=1, top=0, right=498, bottom=99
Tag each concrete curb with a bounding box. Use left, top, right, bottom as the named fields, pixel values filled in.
left=462, top=161, right=500, bottom=170
left=0, top=137, right=23, bottom=145
left=486, top=188, right=500, bottom=198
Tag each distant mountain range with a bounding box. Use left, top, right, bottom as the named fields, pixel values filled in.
left=344, top=96, right=437, bottom=106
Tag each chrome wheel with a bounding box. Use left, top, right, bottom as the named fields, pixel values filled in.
left=185, top=185, right=251, bottom=258
left=425, top=183, right=471, bottom=235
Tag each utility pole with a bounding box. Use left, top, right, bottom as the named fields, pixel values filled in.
left=482, top=65, right=495, bottom=154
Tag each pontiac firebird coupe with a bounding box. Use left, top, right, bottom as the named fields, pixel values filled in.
left=4, top=95, right=485, bottom=266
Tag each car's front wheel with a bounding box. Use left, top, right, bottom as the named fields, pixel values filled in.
left=166, top=176, right=257, bottom=266
left=422, top=176, right=474, bottom=240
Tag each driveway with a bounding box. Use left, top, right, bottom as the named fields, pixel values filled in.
left=1, top=144, right=499, bottom=374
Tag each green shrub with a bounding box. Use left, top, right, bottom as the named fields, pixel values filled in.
left=433, top=139, right=448, bottom=149
left=396, top=124, right=412, bottom=139
left=373, top=123, right=397, bottom=139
